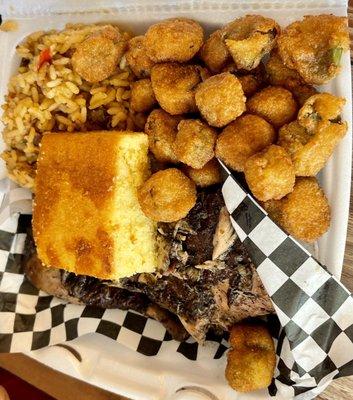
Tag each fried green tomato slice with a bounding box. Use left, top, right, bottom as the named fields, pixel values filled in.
left=244, top=145, right=295, bottom=202
left=145, top=18, right=204, bottom=63
left=223, top=15, right=280, bottom=71
left=263, top=177, right=330, bottom=242
left=277, top=15, right=349, bottom=85
left=138, top=168, right=196, bottom=222
left=216, top=114, right=275, bottom=172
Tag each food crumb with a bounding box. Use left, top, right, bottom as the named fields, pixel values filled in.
left=1, top=20, right=18, bottom=32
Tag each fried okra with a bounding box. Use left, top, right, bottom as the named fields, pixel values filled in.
left=125, top=35, right=155, bottom=78
left=247, top=86, right=297, bottom=128
left=277, top=15, right=349, bottom=85
left=244, top=145, right=295, bottom=202
left=151, top=63, right=204, bottom=115
left=278, top=94, right=347, bottom=177
left=195, top=72, right=246, bottom=127
left=226, top=322, right=276, bottom=393
left=145, top=109, right=182, bottom=163
left=145, top=18, right=204, bottom=63
left=72, top=26, right=128, bottom=83
left=263, top=177, right=331, bottom=242
left=216, top=114, right=275, bottom=172
left=174, top=119, right=217, bottom=169
left=265, top=50, right=317, bottom=106
left=138, top=168, right=196, bottom=222
left=199, top=29, right=231, bottom=73
left=223, top=63, right=266, bottom=97
left=223, top=15, right=280, bottom=71
left=298, top=93, right=346, bottom=132
left=130, top=79, right=157, bottom=113
left=183, top=158, right=222, bottom=187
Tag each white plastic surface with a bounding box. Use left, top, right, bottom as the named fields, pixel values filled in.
left=0, top=1, right=351, bottom=399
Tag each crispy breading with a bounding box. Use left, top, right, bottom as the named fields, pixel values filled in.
left=138, top=168, right=196, bottom=222
left=174, top=119, right=217, bottom=169
left=222, top=63, right=266, bottom=97
left=195, top=72, right=246, bottom=127
left=277, top=15, right=349, bottom=85
left=151, top=63, right=204, bottom=115
left=265, top=50, right=317, bottom=106
left=223, top=15, right=280, bottom=70
left=200, top=29, right=231, bottom=73
left=247, top=86, right=297, bottom=128
left=276, top=93, right=348, bottom=176
left=145, top=18, right=204, bottom=63
left=279, top=121, right=347, bottom=177
left=244, top=144, right=295, bottom=201
left=298, top=93, right=346, bottom=132
left=125, top=35, right=155, bottom=78
left=183, top=158, right=222, bottom=187
left=225, top=322, right=276, bottom=393
left=130, top=79, right=157, bottom=113
left=216, top=114, right=275, bottom=172
left=145, top=109, right=181, bottom=163
left=263, top=177, right=331, bottom=242
left=72, top=26, right=127, bottom=83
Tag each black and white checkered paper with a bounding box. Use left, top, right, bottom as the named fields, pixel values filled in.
left=220, top=162, right=353, bottom=399
left=1, top=169, right=353, bottom=399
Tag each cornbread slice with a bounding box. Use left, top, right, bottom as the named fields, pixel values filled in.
left=33, top=131, right=158, bottom=280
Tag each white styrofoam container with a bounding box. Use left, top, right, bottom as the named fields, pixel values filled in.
left=0, top=1, right=351, bottom=399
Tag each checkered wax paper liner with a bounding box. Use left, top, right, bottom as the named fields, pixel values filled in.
left=219, top=162, right=353, bottom=399
left=1, top=171, right=353, bottom=400
left=0, top=178, right=229, bottom=362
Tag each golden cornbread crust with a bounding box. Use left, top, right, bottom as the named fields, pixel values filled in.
left=33, top=131, right=157, bottom=280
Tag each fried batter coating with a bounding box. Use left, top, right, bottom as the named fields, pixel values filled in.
left=298, top=93, right=346, bottom=132
left=145, top=109, right=182, bottom=163
left=151, top=63, right=204, bottom=115
left=263, top=177, right=331, bottom=242
left=130, top=79, right=157, bottom=113
left=125, top=35, right=155, bottom=78
left=195, top=72, right=246, bottom=127
left=126, top=111, right=148, bottom=131
left=277, top=15, right=349, bottom=85
left=216, top=114, right=275, bottom=172
left=226, top=322, right=275, bottom=393
left=183, top=158, right=222, bottom=187
left=222, top=63, right=266, bottom=97
left=200, top=29, right=231, bottom=73
left=278, top=121, right=347, bottom=177
left=145, top=18, right=204, bottom=63
left=72, top=26, right=127, bottom=83
left=138, top=168, right=196, bottom=222
left=174, top=119, right=217, bottom=169
left=247, top=86, right=297, bottom=128
left=244, top=145, right=295, bottom=201
left=223, top=15, right=280, bottom=71
left=265, top=50, right=317, bottom=106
